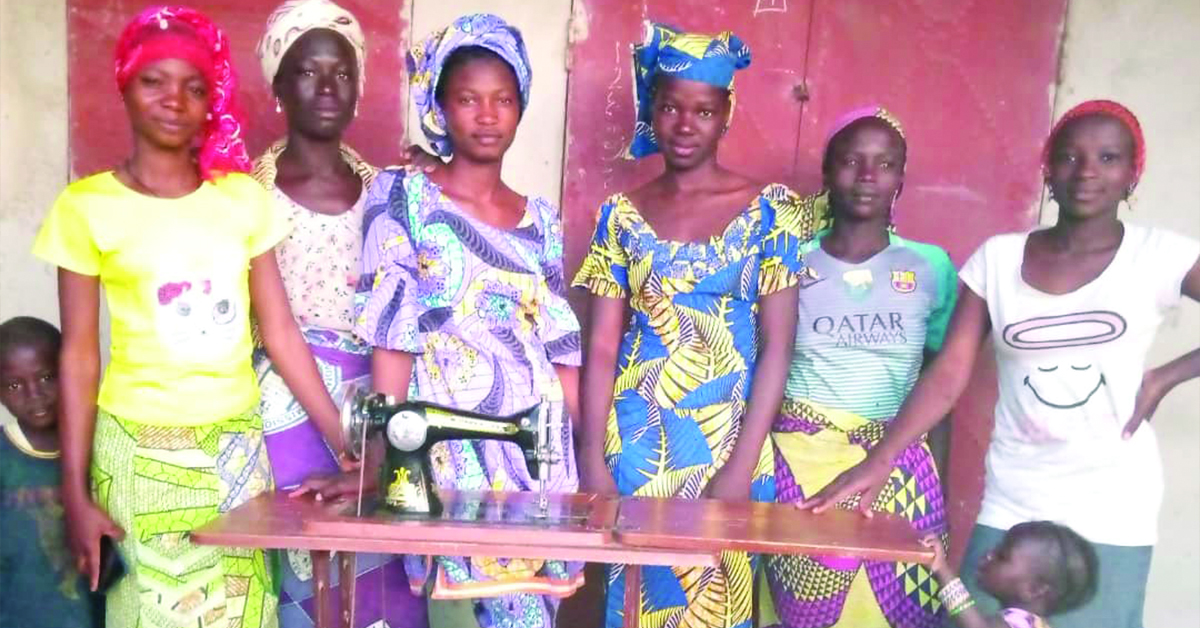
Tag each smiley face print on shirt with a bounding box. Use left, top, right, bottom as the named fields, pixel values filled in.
left=1001, top=310, right=1127, bottom=410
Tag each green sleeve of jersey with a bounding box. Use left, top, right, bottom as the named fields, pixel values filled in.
left=926, top=249, right=958, bottom=352
left=906, top=240, right=958, bottom=352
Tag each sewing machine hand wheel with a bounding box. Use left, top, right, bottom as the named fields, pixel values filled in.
left=340, top=383, right=372, bottom=462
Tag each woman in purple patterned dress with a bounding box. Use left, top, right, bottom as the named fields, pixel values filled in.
left=353, top=14, right=583, bottom=628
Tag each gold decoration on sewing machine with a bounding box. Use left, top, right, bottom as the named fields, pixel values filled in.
left=341, top=384, right=554, bottom=517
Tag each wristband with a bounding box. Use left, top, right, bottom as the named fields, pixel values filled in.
left=937, top=577, right=975, bottom=616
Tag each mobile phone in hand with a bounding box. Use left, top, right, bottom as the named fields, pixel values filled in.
left=96, top=535, right=126, bottom=593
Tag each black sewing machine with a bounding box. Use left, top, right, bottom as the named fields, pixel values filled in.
left=340, top=385, right=554, bottom=517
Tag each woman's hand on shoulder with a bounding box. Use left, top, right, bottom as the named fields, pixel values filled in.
left=397, top=145, right=442, bottom=173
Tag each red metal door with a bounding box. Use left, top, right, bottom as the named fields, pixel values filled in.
left=66, top=0, right=407, bottom=177
left=561, top=0, right=1069, bottom=569
left=794, top=0, right=1067, bottom=261
left=791, top=0, right=1067, bottom=557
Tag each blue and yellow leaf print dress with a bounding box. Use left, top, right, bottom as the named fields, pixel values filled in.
left=573, top=183, right=820, bottom=628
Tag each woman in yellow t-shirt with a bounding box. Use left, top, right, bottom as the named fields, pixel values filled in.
left=32, top=7, right=344, bottom=628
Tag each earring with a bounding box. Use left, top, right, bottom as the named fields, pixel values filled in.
left=1048, top=187, right=1056, bottom=202
left=354, top=103, right=359, bottom=118
left=1124, top=185, right=1136, bottom=212
left=275, top=99, right=282, bottom=114
left=888, top=190, right=899, bottom=231
left=205, top=112, right=212, bottom=121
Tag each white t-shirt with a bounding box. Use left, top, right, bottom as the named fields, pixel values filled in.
left=960, top=223, right=1198, bottom=546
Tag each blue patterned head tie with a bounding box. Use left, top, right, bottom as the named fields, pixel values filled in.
left=407, top=13, right=532, bottom=156
left=627, top=21, right=752, bottom=159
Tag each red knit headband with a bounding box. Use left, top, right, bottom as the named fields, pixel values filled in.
left=1042, top=99, right=1145, bottom=182
left=114, top=6, right=250, bottom=179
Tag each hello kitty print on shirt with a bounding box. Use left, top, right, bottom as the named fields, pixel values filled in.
left=155, top=278, right=243, bottom=359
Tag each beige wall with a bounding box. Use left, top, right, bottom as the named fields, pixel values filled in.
left=1, top=0, right=1197, bottom=624
left=0, top=0, right=72, bottom=426
left=1044, top=0, right=1200, bottom=624
left=0, top=0, right=67, bottom=326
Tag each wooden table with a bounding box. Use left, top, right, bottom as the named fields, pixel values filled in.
left=193, top=491, right=930, bottom=628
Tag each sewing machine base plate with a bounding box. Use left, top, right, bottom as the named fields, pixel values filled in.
left=351, top=493, right=592, bottom=527
left=297, top=490, right=616, bottom=545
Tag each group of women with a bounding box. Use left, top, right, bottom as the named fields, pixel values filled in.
left=27, top=2, right=1199, bottom=628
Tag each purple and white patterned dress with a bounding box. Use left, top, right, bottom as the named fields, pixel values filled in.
left=355, top=168, right=583, bottom=628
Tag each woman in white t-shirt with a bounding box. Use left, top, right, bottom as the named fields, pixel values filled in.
left=798, top=100, right=1200, bottom=628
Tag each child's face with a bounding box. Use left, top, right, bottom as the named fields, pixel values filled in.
left=976, top=534, right=1045, bottom=605
left=0, top=342, right=59, bottom=431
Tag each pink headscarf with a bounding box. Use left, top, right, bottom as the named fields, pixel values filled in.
left=114, top=6, right=251, bottom=179
left=824, top=105, right=906, bottom=148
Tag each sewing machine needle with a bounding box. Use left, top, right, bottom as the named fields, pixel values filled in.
left=355, top=400, right=368, bottom=518
left=538, top=403, right=550, bottom=515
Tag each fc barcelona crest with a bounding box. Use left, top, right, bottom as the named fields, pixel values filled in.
left=890, top=270, right=917, bottom=293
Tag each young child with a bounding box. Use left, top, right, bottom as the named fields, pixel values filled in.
left=0, top=316, right=101, bottom=628
left=922, top=522, right=1098, bottom=628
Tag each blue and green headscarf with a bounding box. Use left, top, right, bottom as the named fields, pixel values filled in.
left=406, top=14, right=532, bottom=157
left=627, top=21, right=752, bottom=159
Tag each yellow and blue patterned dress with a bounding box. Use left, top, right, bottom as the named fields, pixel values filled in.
left=573, top=184, right=820, bottom=628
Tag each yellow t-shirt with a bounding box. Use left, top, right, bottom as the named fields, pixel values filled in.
left=32, top=171, right=291, bottom=425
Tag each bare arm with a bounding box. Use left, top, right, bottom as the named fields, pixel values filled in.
left=1124, top=258, right=1200, bottom=437
left=57, top=269, right=124, bottom=589
left=801, top=285, right=991, bottom=513
left=291, top=347, right=412, bottom=500
left=554, top=364, right=581, bottom=438
left=705, top=284, right=798, bottom=500
left=944, top=601, right=1007, bottom=628
left=578, top=296, right=626, bottom=494
left=371, top=348, right=414, bottom=399
left=58, top=269, right=101, bottom=500
left=921, top=537, right=1008, bottom=628
left=924, top=349, right=952, bottom=484
left=249, top=250, right=343, bottom=455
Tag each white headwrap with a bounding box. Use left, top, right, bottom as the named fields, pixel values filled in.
left=256, top=0, right=366, bottom=95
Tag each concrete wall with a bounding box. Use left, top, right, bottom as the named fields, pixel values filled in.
left=1043, top=0, right=1200, bottom=623
left=1, top=0, right=1197, bottom=624
left=0, top=0, right=68, bottom=327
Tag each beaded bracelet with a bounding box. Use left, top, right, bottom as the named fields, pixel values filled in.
left=938, top=577, right=976, bottom=616
left=949, top=598, right=976, bottom=617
